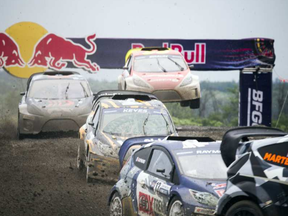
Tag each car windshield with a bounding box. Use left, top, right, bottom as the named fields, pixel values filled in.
left=176, top=150, right=227, bottom=180
left=101, top=108, right=174, bottom=137
left=133, top=54, right=188, bottom=72
left=28, top=79, right=91, bottom=99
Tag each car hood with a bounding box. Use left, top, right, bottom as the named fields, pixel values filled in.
left=182, top=175, right=227, bottom=198
left=134, top=70, right=189, bottom=89
left=26, top=97, right=92, bottom=117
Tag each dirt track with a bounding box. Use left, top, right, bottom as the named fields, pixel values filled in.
left=0, top=127, right=228, bottom=216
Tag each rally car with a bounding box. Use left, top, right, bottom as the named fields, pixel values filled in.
left=118, top=47, right=201, bottom=109
left=17, top=71, right=93, bottom=139
left=77, top=90, right=177, bottom=183
left=216, top=127, right=288, bottom=216
left=108, top=136, right=228, bottom=216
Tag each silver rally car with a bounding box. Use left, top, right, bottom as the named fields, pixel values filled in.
left=17, top=71, right=93, bottom=139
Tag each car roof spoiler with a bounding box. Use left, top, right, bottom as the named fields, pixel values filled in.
left=93, top=90, right=158, bottom=102
left=221, top=126, right=287, bottom=167
left=118, top=136, right=165, bottom=168
left=166, top=136, right=215, bottom=142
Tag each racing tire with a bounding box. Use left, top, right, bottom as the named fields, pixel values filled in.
left=76, top=141, right=85, bottom=171
left=225, top=200, right=264, bottom=216
left=86, top=151, right=93, bottom=183
left=168, top=197, right=184, bottom=216
left=189, top=98, right=200, bottom=109
left=109, top=192, right=123, bottom=216
left=180, top=100, right=190, bottom=107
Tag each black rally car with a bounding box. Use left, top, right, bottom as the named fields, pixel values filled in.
left=216, top=127, right=288, bottom=216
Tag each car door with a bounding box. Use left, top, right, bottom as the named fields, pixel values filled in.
left=85, top=104, right=100, bottom=157
left=136, top=147, right=175, bottom=216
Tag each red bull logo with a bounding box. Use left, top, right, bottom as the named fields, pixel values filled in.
left=0, top=33, right=25, bottom=68
left=1, top=22, right=99, bottom=78
left=132, top=42, right=206, bottom=64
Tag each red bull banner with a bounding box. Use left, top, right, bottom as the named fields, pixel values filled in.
left=1, top=22, right=275, bottom=78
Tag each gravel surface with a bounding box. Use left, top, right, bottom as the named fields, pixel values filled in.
left=0, top=127, right=228, bottom=216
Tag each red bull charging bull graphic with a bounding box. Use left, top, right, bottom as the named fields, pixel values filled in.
left=28, top=33, right=99, bottom=72
left=1, top=22, right=99, bottom=78
left=0, top=33, right=25, bottom=68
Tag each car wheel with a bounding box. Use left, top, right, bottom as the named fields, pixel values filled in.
left=225, top=200, right=264, bottom=216
left=86, top=151, right=93, bottom=183
left=76, top=142, right=85, bottom=171
left=168, top=197, right=184, bottom=216
left=180, top=100, right=190, bottom=107
left=109, top=192, right=123, bottom=216
left=189, top=98, right=200, bottom=109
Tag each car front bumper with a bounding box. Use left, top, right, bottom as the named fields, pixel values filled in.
left=125, top=78, right=200, bottom=102
left=19, top=111, right=88, bottom=135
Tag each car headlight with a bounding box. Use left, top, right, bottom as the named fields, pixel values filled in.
left=189, top=189, right=218, bottom=207
left=180, top=75, right=192, bottom=87
left=133, top=77, right=150, bottom=88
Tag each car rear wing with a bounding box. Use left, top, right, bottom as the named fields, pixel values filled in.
left=93, top=90, right=158, bottom=103
left=221, top=126, right=287, bottom=167
left=118, top=136, right=165, bottom=168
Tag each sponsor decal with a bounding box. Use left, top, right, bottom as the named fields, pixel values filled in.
left=248, top=88, right=264, bottom=126
left=194, top=207, right=215, bottom=215
left=263, top=152, right=288, bottom=166
left=151, top=180, right=171, bottom=196
left=196, top=150, right=221, bottom=154
left=132, top=42, right=206, bottom=65
left=214, top=189, right=225, bottom=197
left=138, top=192, right=164, bottom=215
left=136, top=157, right=146, bottom=164
left=123, top=108, right=148, bottom=113
left=212, top=183, right=226, bottom=190
left=1, top=22, right=99, bottom=78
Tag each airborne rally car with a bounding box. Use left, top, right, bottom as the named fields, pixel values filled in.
left=108, top=136, right=228, bottom=216
left=17, top=71, right=93, bottom=139
left=77, top=91, right=177, bottom=183
left=118, top=47, right=201, bottom=109
left=216, top=127, right=288, bottom=216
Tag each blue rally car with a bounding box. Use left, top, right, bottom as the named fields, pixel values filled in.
left=108, top=136, right=228, bottom=216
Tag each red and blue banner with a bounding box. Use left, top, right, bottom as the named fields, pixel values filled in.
left=73, top=37, right=275, bottom=70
